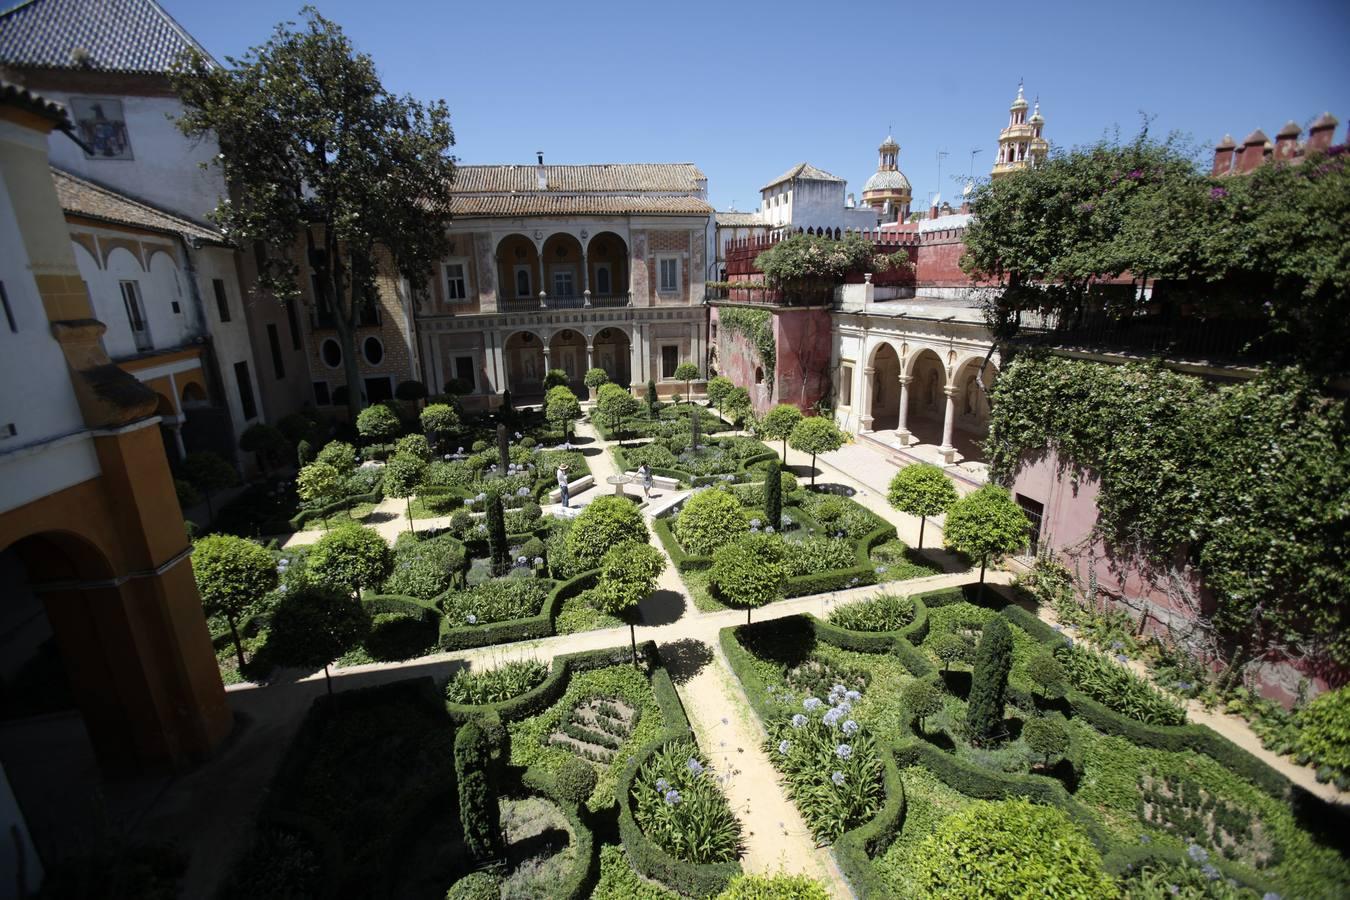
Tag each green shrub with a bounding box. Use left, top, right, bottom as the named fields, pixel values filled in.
left=394, top=433, right=432, bottom=461
left=382, top=534, right=465, bottom=600
left=1058, top=643, right=1187, bottom=726
left=443, top=579, right=549, bottom=627
left=886, top=462, right=958, bottom=549
left=485, top=493, right=509, bottom=575
left=675, top=489, right=749, bottom=556
left=827, top=592, right=916, bottom=633
left=716, top=873, right=831, bottom=900
left=315, top=440, right=358, bottom=475
left=1116, top=859, right=1256, bottom=899
left=711, top=534, right=784, bottom=621
left=967, top=617, right=1013, bottom=744
left=554, top=755, right=599, bottom=804
left=307, top=523, right=393, bottom=598
left=779, top=536, right=855, bottom=578
left=1023, top=714, right=1071, bottom=766
left=800, top=493, right=876, bottom=540
left=364, top=611, right=436, bottom=661
left=565, top=495, right=647, bottom=570
left=454, top=720, right=503, bottom=863
left=175, top=477, right=202, bottom=509
left=446, top=659, right=550, bottom=705
left=928, top=632, right=973, bottom=673
left=910, top=797, right=1117, bottom=899
left=192, top=534, right=276, bottom=670
left=1026, top=650, right=1067, bottom=697
left=356, top=404, right=401, bottom=443
left=901, top=677, right=945, bottom=731
left=633, top=739, right=742, bottom=864
left=1290, top=685, right=1350, bottom=783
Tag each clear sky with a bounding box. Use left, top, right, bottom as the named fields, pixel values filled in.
left=160, top=0, right=1350, bottom=211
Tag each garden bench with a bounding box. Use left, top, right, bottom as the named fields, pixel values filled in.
left=546, top=473, right=595, bottom=503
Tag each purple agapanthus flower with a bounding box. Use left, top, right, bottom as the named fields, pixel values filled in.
left=687, top=758, right=704, bottom=776
left=831, top=770, right=846, bottom=786
left=803, top=697, right=823, bottom=711
left=664, top=789, right=682, bottom=805
left=1210, top=187, right=1229, bottom=199
left=791, top=714, right=808, bottom=728
left=842, top=720, right=859, bottom=735
left=778, top=739, right=790, bottom=755
left=656, top=777, right=670, bottom=792
left=836, top=743, right=852, bottom=759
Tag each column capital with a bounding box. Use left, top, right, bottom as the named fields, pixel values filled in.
left=862, top=365, right=876, bottom=376
left=943, top=384, right=958, bottom=398
left=897, top=374, right=912, bottom=385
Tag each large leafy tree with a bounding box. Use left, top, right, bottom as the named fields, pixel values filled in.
left=192, top=534, right=277, bottom=671
left=172, top=9, right=457, bottom=422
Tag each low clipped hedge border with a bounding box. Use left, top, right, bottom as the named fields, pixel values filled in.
left=832, top=745, right=907, bottom=900
left=611, top=441, right=775, bottom=489
left=516, top=770, right=598, bottom=900
left=719, top=610, right=1287, bottom=899
left=288, top=485, right=384, bottom=531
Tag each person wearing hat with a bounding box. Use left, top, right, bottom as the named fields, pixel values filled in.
left=556, top=462, right=571, bottom=508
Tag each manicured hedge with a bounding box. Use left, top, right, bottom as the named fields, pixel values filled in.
left=782, top=521, right=895, bottom=598
left=288, top=485, right=384, bottom=530
left=515, top=776, right=598, bottom=900
left=611, top=441, right=774, bottom=488
left=832, top=746, right=906, bottom=900
left=436, top=569, right=600, bottom=652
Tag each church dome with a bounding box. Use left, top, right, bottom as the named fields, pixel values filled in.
left=864, top=168, right=911, bottom=193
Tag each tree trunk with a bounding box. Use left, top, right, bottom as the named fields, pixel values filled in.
left=406, top=496, right=415, bottom=534
left=978, top=556, right=987, bottom=602
left=811, top=452, right=818, bottom=486
left=204, top=489, right=214, bottom=521
left=629, top=622, right=638, bottom=669
left=918, top=517, right=926, bottom=550
left=782, top=437, right=788, bottom=460
left=747, top=607, right=752, bottom=625
left=323, top=663, right=333, bottom=696
left=227, top=613, right=245, bottom=673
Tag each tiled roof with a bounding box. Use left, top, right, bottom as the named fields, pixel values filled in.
left=0, top=0, right=215, bottom=74
left=715, top=211, right=763, bottom=227
left=451, top=163, right=706, bottom=194
left=0, top=75, right=66, bottom=122
left=761, top=163, right=845, bottom=191
left=51, top=166, right=224, bottom=243
left=449, top=193, right=713, bottom=218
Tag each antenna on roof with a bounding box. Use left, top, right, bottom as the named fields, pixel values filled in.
left=536, top=151, right=544, bottom=165
left=936, top=149, right=949, bottom=191
left=968, top=148, right=982, bottom=179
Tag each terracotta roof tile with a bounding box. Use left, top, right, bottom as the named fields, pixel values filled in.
left=51, top=166, right=224, bottom=243
left=715, top=211, right=763, bottom=227
left=449, top=194, right=712, bottom=218
left=0, top=76, right=67, bottom=123
left=761, top=162, right=845, bottom=191
left=451, top=163, right=705, bottom=194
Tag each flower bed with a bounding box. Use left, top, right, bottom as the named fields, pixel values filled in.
left=591, top=403, right=732, bottom=443
left=612, top=435, right=775, bottom=488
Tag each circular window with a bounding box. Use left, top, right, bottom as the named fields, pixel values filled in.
left=363, top=336, right=384, bottom=366
left=321, top=338, right=342, bottom=368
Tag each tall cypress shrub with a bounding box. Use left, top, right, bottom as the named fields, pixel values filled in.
left=967, top=617, right=1013, bottom=744
left=495, top=423, right=510, bottom=472
left=454, top=720, right=502, bottom=862
left=764, top=460, right=782, bottom=530
left=486, top=492, right=509, bottom=576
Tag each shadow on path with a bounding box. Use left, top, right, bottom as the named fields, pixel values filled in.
left=639, top=589, right=685, bottom=626
left=657, top=638, right=714, bottom=685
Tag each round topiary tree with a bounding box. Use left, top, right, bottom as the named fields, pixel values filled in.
left=264, top=582, right=370, bottom=694
left=296, top=438, right=315, bottom=467
left=383, top=452, right=426, bottom=534
left=706, top=374, right=734, bottom=415
left=543, top=368, right=570, bottom=390
left=593, top=540, right=665, bottom=666
left=763, top=460, right=783, bottom=530
left=445, top=872, right=501, bottom=900
left=673, top=361, right=700, bottom=403
left=315, top=440, right=358, bottom=476
left=723, top=386, right=752, bottom=426
left=192, top=534, right=277, bottom=671
left=716, top=873, right=831, bottom=900
left=674, top=488, right=749, bottom=557
left=278, top=410, right=323, bottom=446
left=297, top=461, right=343, bottom=530
left=394, top=379, right=428, bottom=402
left=1026, top=651, right=1067, bottom=698
left=760, top=403, right=804, bottom=460
left=900, top=676, right=945, bottom=733
left=239, top=422, right=286, bottom=476
left=583, top=367, right=610, bottom=394
left=967, top=616, right=1014, bottom=745
left=420, top=403, right=459, bottom=453
left=929, top=632, right=973, bottom=674
left=454, top=719, right=503, bottom=863
left=181, top=451, right=239, bottom=519
left=545, top=385, right=582, bottom=439
left=912, top=798, right=1115, bottom=898
left=565, top=495, right=647, bottom=570
left=356, top=403, right=401, bottom=443
left=887, top=463, right=959, bottom=550
left=942, top=484, right=1031, bottom=599
left=788, top=416, right=845, bottom=487
left=597, top=382, right=640, bottom=444
left=711, top=533, right=784, bottom=623
left=1023, top=714, right=1071, bottom=768
left=307, top=523, right=393, bottom=600
left=553, top=755, right=598, bottom=805
left=394, top=433, right=432, bottom=461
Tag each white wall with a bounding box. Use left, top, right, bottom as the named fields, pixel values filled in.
left=194, top=246, right=261, bottom=436
left=0, top=157, right=101, bottom=514
left=42, top=91, right=224, bottom=222
left=761, top=179, right=881, bottom=232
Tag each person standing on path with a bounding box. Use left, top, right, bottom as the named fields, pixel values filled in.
left=638, top=462, right=654, bottom=499
left=557, top=462, right=571, bottom=508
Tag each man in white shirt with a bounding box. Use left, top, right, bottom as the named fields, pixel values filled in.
left=556, top=463, right=570, bottom=508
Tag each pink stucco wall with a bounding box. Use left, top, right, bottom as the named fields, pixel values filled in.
left=1010, top=447, right=1341, bottom=705
left=774, top=308, right=832, bottom=413
left=710, top=306, right=772, bottom=413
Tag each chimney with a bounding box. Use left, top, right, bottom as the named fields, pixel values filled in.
left=1307, top=112, right=1339, bottom=154
left=536, top=151, right=547, bottom=189
left=1274, top=121, right=1302, bottom=160
left=846, top=192, right=855, bottom=208
left=1212, top=134, right=1236, bottom=176
left=1237, top=129, right=1268, bottom=173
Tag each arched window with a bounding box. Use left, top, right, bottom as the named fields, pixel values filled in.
left=515, top=268, right=531, bottom=298
left=755, top=366, right=764, bottom=385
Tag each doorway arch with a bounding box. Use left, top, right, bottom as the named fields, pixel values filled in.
left=867, top=342, right=902, bottom=430
left=503, top=330, right=546, bottom=397
left=905, top=348, right=947, bottom=446
left=592, top=327, right=632, bottom=387
left=549, top=329, right=587, bottom=391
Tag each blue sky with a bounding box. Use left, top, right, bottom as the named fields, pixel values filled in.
left=162, top=0, right=1350, bottom=211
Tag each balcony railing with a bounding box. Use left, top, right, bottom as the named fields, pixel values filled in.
left=496, top=292, right=631, bottom=313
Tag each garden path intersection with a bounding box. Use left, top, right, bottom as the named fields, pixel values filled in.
left=186, top=414, right=1344, bottom=897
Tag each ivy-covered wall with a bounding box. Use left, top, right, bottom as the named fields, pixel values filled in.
left=712, top=305, right=775, bottom=413
left=989, top=353, right=1349, bottom=702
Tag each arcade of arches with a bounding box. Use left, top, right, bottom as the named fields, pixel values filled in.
left=863, top=342, right=998, bottom=463
left=503, top=327, right=633, bottom=397
left=495, top=231, right=630, bottom=306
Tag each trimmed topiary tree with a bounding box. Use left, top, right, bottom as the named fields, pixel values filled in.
left=495, top=423, right=510, bottom=472
left=485, top=491, right=509, bottom=576
left=723, top=386, right=752, bottom=426
left=307, top=523, right=393, bottom=600
left=315, top=440, right=357, bottom=476
left=420, top=403, right=459, bottom=453
left=967, top=616, right=1013, bottom=745
left=543, top=368, right=570, bottom=390
left=584, top=367, right=609, bottom=393
left=788, top=416, right=844, bottom=487
left=296, top=438, right=315, bottom=467
left=454, top=719, right=503, bottom=863
left=706, top=374, right=734, bottom=415
left=1023, top=714, right=1071, bottom=768
left=929, top=632, right=973, bottom=674
left=394, top=433, right=432, bottom=461
left=763, top=460, right=783, bottom=530
left=192, top=534, right=277, bottom=671
left=593, top=540, right=665, bottom=665
left=675, top=488, right=749, bottom=556
left=264, top=582, right=370, bottom=694
left=760, top=403, right=804, bottom=460
left=711, top=533, right=784, bottom=623
left=383, top=452, right=426, bottom=534
left=597, top=382, right=641, bottom=444
left=943, top=483, right=1030, bottom=599
left=646, top=378, right=658, bottom=416
left=239, top=422, right=286, bottom=475
left=545, top=385, right=582, bottom=439
left=394, top=379, right=427, bottom=402
left=182, top=451, right=239, bottom=519
left=296, top=461, right=343, bottom=530
left=901, top=676, right=945, bottom=733
left=356, top=403, right=401, bottom=443
left=553, top=755, right=598, bottom=804
left=912, top=798, right=1116, bottom=898
left=565, top=495, right=647, bottom=570
left=674, top=361, right=700, bottom=403
left=1026, top=651, right=1066, bottom=698
left=887, top=463, right=958, bottom=550
left=446, top=872, right=501, bottom=900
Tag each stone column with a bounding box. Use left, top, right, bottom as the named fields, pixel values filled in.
left=171, top=423, right=187, bottom=461
left=940, top=384, right=959, bottom=463
left=430, top=332, right=444, bottom=394
left=896, top=374, right=913, bottom=446
left=581, top=247, right=590, bottom=306
left=859, top=365, right=876, bottom=433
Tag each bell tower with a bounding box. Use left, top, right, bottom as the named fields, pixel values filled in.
left=861, top=134, right=913, bottom=222
left=992, top=81, right=1049, bottom=178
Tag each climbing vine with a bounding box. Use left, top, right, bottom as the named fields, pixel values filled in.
left=717, top=307, right=776, bottom=386
left=987, top=353, right=1350, bottom=667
